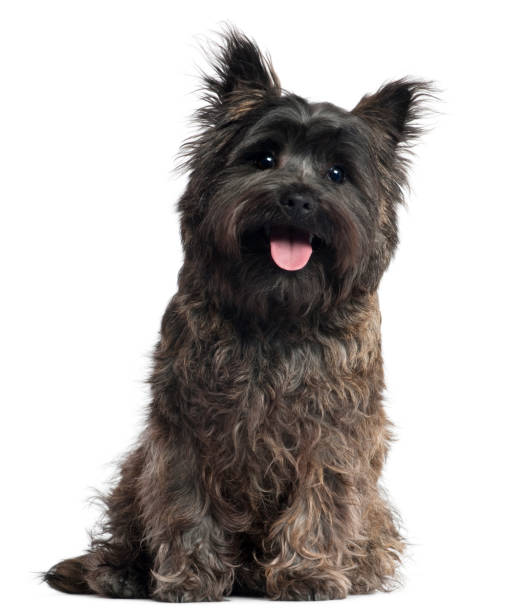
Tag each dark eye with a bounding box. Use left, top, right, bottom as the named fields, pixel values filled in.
left=327, top=165, right=345, bottom=184
left=255, top=152, right=276, bottom=170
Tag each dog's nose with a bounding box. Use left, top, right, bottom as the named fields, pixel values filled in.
left=280, top=193, right=315, bottom=217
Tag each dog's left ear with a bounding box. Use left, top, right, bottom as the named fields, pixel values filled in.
left=352, top=78, right=432, bottom=150
left=351, top=79, right=434, bottom=292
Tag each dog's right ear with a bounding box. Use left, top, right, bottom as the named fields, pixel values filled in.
left=202, top=28, right=281, bottom=107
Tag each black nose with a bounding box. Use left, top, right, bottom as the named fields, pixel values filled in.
left=280, top=192, right=315, bottom=217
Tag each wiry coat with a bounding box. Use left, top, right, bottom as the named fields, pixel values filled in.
left=44, top=29, right=431, bottom=601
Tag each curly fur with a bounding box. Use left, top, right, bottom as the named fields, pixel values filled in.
left=43, top=27, right=432, bottom=601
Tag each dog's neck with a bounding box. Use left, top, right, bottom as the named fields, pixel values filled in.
left=177, top=249, right=379, bottom=333
left=173, top=281, right=381, bottom=347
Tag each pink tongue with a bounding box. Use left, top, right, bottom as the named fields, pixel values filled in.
left=270, top=226, right=313, bottom=271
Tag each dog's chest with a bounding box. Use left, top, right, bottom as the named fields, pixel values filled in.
left=194, top=330, right=375, bottom=469
left=187, top=328, right=379, bottom=521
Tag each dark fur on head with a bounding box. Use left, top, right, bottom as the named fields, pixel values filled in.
left=43, top=28, right=433, bottom=601
left=179, top=29, right=430, bottom=320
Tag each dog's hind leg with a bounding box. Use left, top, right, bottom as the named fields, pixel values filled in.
left=44, top=548, right=150, bottom=598
left=43, top=445, right=151, bottom=598
left=43, top=554, right=94, bottom=595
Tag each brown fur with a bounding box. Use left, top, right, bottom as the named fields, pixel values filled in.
left=43, top=28, right=432, bottom=601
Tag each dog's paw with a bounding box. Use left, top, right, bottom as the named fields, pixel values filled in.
left=152, top=584, right=226, bottom=603
left=151, top=570, right=232, bottom=603
left=87, top=565, right=148, bottom=599
left=271, top=574, right=351, bottom=601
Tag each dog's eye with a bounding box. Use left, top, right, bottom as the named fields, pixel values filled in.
left=327, top=165, right=345, bottom=184
left=255, top=152, right=276, bottom=170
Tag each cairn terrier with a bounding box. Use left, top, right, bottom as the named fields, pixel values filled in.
left=44, top=29, right=431, bottom=601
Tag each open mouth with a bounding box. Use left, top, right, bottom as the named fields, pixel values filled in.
left=241, top=224, right=324, bottom=271
left=269, top=225, right=314, bottom=271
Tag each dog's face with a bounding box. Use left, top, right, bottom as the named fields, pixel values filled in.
left=178, top=31, right=430, bottom=320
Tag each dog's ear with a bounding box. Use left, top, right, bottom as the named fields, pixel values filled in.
left=203, top=28, right=281, bottom=106
left=352, top=79, right=434, bottom=293
left=352, top=79, right=432, bottom=148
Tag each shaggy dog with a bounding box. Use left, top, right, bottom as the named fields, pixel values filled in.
left=44, top=29, right=431, bottom=601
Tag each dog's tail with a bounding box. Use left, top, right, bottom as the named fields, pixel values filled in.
left=42, top=554, right=94, bottom=595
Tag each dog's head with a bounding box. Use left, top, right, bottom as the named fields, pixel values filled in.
left=178, top=29, right=431, bottom=320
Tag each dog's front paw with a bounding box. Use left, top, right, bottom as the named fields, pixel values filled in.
left=152, top=583, right=225, bottom=603
left=151, top=570, right=233, bottom=603
left=269, top=572, right=351, bottom=601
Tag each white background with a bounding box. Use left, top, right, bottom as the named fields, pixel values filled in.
left=1, top=0, right=529, bottom=610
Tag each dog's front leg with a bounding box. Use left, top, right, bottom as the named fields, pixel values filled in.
left=149, top=514, right=236, bottom=602
left=259, top=474, right=354, bottom=601
left=139, top=426, right=237, bottom=602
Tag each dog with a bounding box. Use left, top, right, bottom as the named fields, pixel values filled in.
left=44, top=28, right=431, bottom=601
